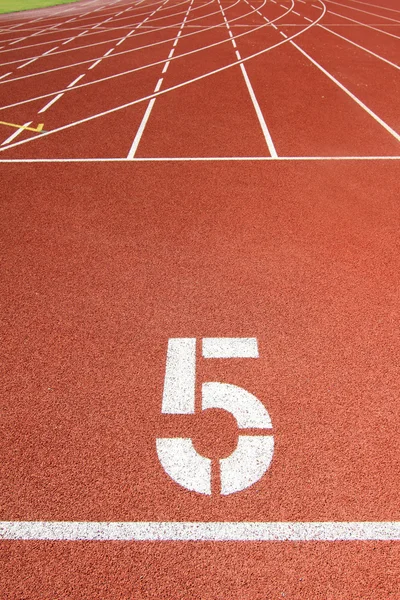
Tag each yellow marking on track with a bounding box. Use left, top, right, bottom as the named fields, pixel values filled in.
left=0, top=120, right=45, bottom=133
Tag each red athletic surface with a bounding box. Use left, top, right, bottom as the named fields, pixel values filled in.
left=0, top=0, right=399, bottom=597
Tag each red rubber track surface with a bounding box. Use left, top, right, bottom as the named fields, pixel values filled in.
left=0, top=0, right=399, bottom=597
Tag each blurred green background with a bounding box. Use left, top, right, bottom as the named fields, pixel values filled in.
left=0, top=0, right=79, bottom=14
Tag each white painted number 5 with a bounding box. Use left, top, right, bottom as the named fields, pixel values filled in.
left=156, top=338, right=274, bottom=495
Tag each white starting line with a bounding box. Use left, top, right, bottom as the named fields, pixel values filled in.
left=0, top=156, right=400, bottom=163
left=1, top=521, right=399, bottom=541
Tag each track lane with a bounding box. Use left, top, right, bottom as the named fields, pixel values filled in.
left=1, top=2, right=399, bottom=598
left=1, top=160, right=399, bottom=521
left=291, top=23, right=400, bottom=140
left=134, top=0, right=283, bottom=157
left=1, top=540, right=398, bottom=598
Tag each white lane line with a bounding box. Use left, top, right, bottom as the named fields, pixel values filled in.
left=0, top=7, right=324, bottom=152
left=162, top=59, right=170, bottom=73
left=0, top=71, right=11, bottom=80
left=0, top=156, right=399, bottom=163
left=325, top=0, right=400, bottom=23
left=127, top=98, right=156, bottom=159
left=44, top=45, right=59, bottom=55
left=1, top=521, right=399, bottom=541
left=0, top=0, right=260, bottom=84
left=318, top=24, right=400, bottom=70
left=292, top=10, right=300, bottom=15
left=127, top=0, right=193, bottom=159
left=327, top=8, right=400, bottom=40
left=0, top=0, right=234, bottom=60
left=17, top=44, right=59, bottom=69
left=67, top=73, right=86, bottom=88
left=239, top=62, right=278, bottom=157
left=89, top=58, right=102, bottom=69
left=280, top=31, right=288, bottom=37
left=5, top=7, right=94, bottom=49
left=1, top=121, right=32, bottom=146
left=17, top=56, right=39, bottom=69
left=290, top=40, right=400, bottom=142
left=218, top=0, right=278, bottom=157
left=62, top=29, right=89, bottom=45
left=38, top=93, right=64, bottom=114
left=342, top=0, right=400, bottom=15
left=84, top=0, right=169, bottom=71
left=154, top=77, right=164, bottom=92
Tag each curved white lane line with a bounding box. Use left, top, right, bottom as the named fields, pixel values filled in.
left=0, top=0, right=202, bottom=55
left=325, top=0, right=400, bottom=23
left=332, top=0, right=400, bottom=13
left=1, top=0, right=127, bottom=50
left=0, top=2, right=325, bottom=152
left=318, top=23, right=400, bottom=70
left=0, top=0, right=246, bottom=80
left=290, top=36, right=400, bottom=143
left=0, top=0, right=164, bottom=46
left=0, top=0, right=204, bottom=81
left=0, top=0, right=98, bottom=34
left=0, top=0, right=242, bottom=69
left=327, top=7, right=400, bottom=40
left=0, top=0, right=294, bottom=108
left=0, top=0, right=176, bottom=45
left=0, top=0, right=215, bottom=62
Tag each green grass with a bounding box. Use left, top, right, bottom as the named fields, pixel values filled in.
left=0, top=0, right=79, bottom=14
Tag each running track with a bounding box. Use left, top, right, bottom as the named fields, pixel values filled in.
left=0, top=0, right=399, bottom=596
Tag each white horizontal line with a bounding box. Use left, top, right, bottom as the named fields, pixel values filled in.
left=0, top=156, right=400, bottom=163
left=0, top=521, right=399, bottom=541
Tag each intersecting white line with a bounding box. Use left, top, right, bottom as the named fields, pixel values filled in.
left=289, top=39, right=400, bottom=143
left=317, top=23, right=400, bottom=70
left=0, top=0, right=305, bottom=117
left=218, top=0, right=278, bottom=156
left=326, top=7, right=400, bottom=40
left=340, top=0, right=400, bottom=14
left=325, top=0, right=400, bottom=24
left=0, top=0, right=238, bottom=82
left=127, top=0, right=193, bottom=159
